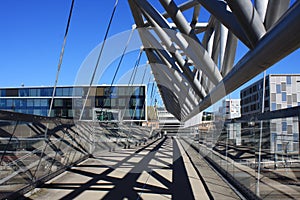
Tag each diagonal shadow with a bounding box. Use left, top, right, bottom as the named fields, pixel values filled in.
left=42, top=138, right=162, bottom=199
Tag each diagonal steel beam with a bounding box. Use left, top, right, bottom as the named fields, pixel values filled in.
left=226, top=0, right=266, bottom=47
left=145, top=49, right=198, bottom=108
left=159, top=0, right=223, bottom=84
left=133, top=0, right=222, bottom=85
left=183, top=1, right=300, bottom=121
left=264, top=0, right=290, bottom=30
left=255, top=0, right=269, bottom=22
left=196, top=0, right=252, bottom=48
left=138, top=27, right=206, bottom=99
left=162, top=0, right=199, bottom=19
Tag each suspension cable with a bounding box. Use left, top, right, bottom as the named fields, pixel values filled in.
left=48, top=0, right=75, bottom=117
left=120, top=49, right=143, bottom=121
left=79, top=0, right=119, bottom=120
left=129, top=49, right=143, bottom=85
left=130, top=63, right=149, bottom=125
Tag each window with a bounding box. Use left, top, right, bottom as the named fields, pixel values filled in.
left=41, top=99, right=48, bottom=107
left=111, top=98, right=117, bottom=107
left=54, top=99, right=63, bottom=107
left=56, top=88, right=63, bottom=96
left=65, top=99, right=72, bottom=107
left=281, top=83, right=286, bottom=91
left=277, top=144, right=282, bottom=151
left=6, top=89, right=18, bottom=97
left=74, top=87, right=83, bottom=96
left=292, top=94, right=297, bottom=102
left=118, top=98, right=126, bottom=107
left=271, top=103, right=276, bottom=111
left=276, top=84, right=281, bottom=93
left=271, top=123, right=277, bottom=132
left=277, top=104, right=281, bottom=109
left=27, top=99, right=34, bottom=107
left=34, top=99, right=41, bottom=107
left=139, top=86, right=145, bottom=96
left=29, top=89, right=40, bottom=96
left=287, top=76, right=292, bottom=84
left=130, top=98, right=137, bottom=107
left=19, top=89, right=29, bottom=96
left=282, top=121, right=287, bottom=131
left=293, top=133, right=299, bottom=142
left=68, top=109, right=74, bottom=117
left=104, top=98, right=110, bottom=107
left=62, top=88, right=71, bottom=96
left=288, top=125, right=293, bottom=134
left=287, top=95, right=292, bottom=104
left=282, top=92, right=287, bottom=101
left=104, top=87, right=111, bottom=96
left=110, top=87, right=117, bottom=96
left=6, top=99, right=13, bottom=107
left=271, top=133, right=277, bottom=142
left=0, top=99, right=6, bottom=107
left=0, top=89, right=6, bottom=97
left=134, top=87, right=140, bottom=96
left=41, top=109, right=48, bottom=116
left=40, top=88, right=53, bottom=96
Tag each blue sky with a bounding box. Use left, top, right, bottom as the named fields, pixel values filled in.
left=0, top=0, right=299, bottom=104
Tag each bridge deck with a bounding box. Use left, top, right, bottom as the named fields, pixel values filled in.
left=26, top=137, right=240, bottom=200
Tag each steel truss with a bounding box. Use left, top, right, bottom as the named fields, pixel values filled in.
left=128, top=0, right=300, bottom=121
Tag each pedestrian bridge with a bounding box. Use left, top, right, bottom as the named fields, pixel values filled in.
left=0, top=110, right=299, bottom=200
left=1, top=0, right=300, bottom=199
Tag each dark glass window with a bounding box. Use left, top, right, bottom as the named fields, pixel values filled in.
left=54, top=99, right=63, bottom=107
left=0, top=99, right=6, bottom=107
left=62, top=88, right=72, bottom=96
left=27, top=99, right=34, bottom=107
left=41, top=99, right=48, bottom=107
left=7, top=99, right=13, bottom=107
left=41, top=88, right=53, bottom=96
left=19, top=89, right=29, bottom=96
left=34, top=99, right=41, bottom=107
left=29, top=89, right=41, bottom=96
left=287, top=76, right=292, bottom=84
left=0, top=89, right=6, bottom=97
left=293, top=133, right=299, bottom=142
left=6, top=89, right=18, bottom=97
left=56, top=88, right=63, bottom=96
left=65, top=99, right=72, bottom=107
left=282, top=121, right=287, bottom=131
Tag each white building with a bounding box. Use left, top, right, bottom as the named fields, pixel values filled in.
left=222, top=99, right=241, bottom=119
left=240, top=74, right=300, bottom=155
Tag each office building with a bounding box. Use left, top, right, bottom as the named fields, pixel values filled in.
left=240, top=74, right=300, bottom=155
left=0, top=85, right=147, bottom=122
left=222, top=99, right=241, bottom=119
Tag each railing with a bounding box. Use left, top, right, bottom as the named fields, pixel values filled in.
left=0, top=111, right=91, bottom=199
left=180, top=106, right=300, bottom=200
left=0, top=110, right=154, bottom=199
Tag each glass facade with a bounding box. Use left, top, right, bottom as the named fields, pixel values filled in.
left=0, top=85, right=146, bottom=121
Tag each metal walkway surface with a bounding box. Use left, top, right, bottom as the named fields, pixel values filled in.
left=24, top=137, right=239, bottom=200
